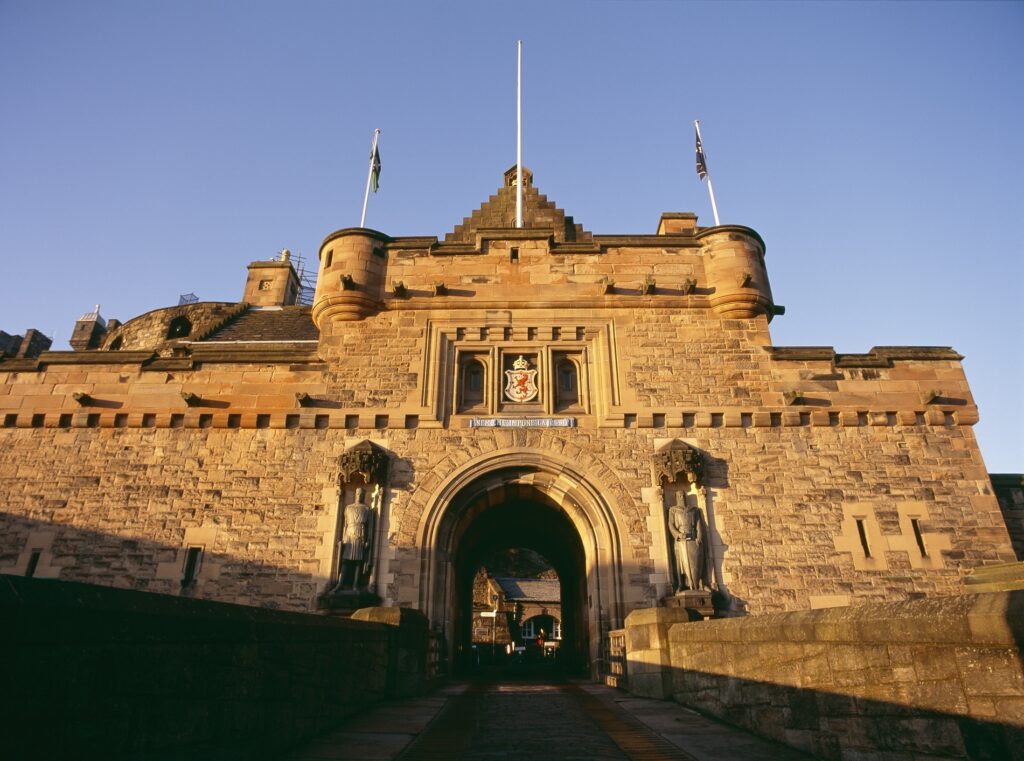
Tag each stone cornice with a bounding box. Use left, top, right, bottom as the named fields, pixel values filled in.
left=768, top=346, right=963, bottom=366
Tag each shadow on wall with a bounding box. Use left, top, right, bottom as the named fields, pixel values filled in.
left=643, top=592, right=1024, bottom=761
left=0, top=513, right=333, bottom=612
left=0, top=574, right=429, bottom=761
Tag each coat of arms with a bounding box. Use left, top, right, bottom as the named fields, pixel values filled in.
left=504, top=355, right=538, bottom=403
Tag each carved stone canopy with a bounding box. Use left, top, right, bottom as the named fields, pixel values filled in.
left=339, top=440, right=390, bottom=486
left=654, top=440, right=705, bottom=487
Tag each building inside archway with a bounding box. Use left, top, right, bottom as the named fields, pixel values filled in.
left=469, top=549, right=562, bottom=667
left=453, top=500, right=589, bottom=675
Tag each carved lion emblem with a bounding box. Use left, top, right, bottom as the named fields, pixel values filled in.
left=504, top=355, right=538, bottom=403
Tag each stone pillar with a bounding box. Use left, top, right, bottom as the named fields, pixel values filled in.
left=623, top=607, right=698, bottom=699
left=352, top=606, right=430, bottom=698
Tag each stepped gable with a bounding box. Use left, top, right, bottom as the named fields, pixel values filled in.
left=444, top=166, right=593, bottom=244
left=202, top=305, right=318, bottom=342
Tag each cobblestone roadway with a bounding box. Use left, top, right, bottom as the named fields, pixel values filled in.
left=283, top=678, right=817, bottom=761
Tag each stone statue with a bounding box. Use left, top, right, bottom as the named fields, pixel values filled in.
left=668, top=491, right=709, bottom=592
left=335, top=487, right=374, bottom=591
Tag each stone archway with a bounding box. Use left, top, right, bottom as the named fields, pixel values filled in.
left=416, top=449, right=626, bottom=676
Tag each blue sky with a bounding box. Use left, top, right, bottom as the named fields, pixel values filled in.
left=1, top=1, right=1021, bottom=471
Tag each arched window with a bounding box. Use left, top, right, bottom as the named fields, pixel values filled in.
left=108, top=336, right=123, bottom=351
left=463, top=360, right=485, bottom=406
left=457, top=358, right=487, bottom=412
left=166, top=316, right=192, bottom=339
left=554, top=358, right=579, bottom=410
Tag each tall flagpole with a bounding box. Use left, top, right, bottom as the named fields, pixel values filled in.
left=694, top=120, right=721, bottom=226
left=360, top=128, right=381, bottom=228
left=516, top=40, right=523, bottom=229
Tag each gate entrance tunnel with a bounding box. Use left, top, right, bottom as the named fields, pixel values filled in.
left=452, top=498, right=588, bottom=676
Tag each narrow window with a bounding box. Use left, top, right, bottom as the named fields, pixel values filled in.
left=142, top=413, right=156, bottom=428
left=460, top=359, right=486, bottom=410
left=856, top=519, right=871, bottom=558
left=325, top=250, right=334, bottom=267
left=170, top=413, right=184, bottom=428
left=199, top=414, right=213, bottom=429
left=4, top=414, right=17, bottom=428
left=683, top=413, right=695, bottom=428
left=228, top=414, right=241, bottom=429
left=256, top=414, right=270, bottom=429
left=510, top=247, right=519, bottom=263
left=741, top=413, right=752, bottom=428
left=554, top=358, right=579, bottom=411
left=114, top=414, right=127, bottom=428
left=181, top=547, right=203, bottom=588
left=911, top=518, right=928, bottom=557
left=315, top=414, right=329, bottom=429
left=58, top=414, right=72, bottom=428
left=652, top=413, right=666, bottom=428
left=285, top=414, right=300, bottom=429
left=25, top=549, right=42, bottom=578
left=31, top=414, right=44, bottom=428
left=87, top=413, right=100, bottom=428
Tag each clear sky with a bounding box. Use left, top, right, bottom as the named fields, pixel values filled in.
left=1, top=1, right=1021, bottom=471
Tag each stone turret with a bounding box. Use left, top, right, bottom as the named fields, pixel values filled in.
left=698, top=226, right=775, bottom=319
left=312, top=229, right=389, bottom=327
left=243, top=250, right=301, bottom=307
left=69, top=306, right=107, bottom=351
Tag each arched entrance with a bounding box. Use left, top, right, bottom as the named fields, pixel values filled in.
left=417, top=450, right=625, bottom=677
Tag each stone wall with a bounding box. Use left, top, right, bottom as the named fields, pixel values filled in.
left=993, top=474, right=1024, bottom=561
left=0, top=575, right=423, bottom=761
left=667, top=592, right=1024, bottom=760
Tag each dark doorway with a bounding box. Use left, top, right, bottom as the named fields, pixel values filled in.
left=452, top=498, right=589, bottom=676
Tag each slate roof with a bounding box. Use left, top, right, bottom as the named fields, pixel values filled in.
left=494, top=577, right=561, bottom=603
left=202, top=306, right=319, bottom=343
left=445, top=168, right=593, bottom=245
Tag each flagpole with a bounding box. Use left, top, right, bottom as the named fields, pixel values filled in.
left=694, top=120, right=721, bottom=226
left=360, top=128, right=381, bottom=228
left=516, top=40, right=523, bottom=229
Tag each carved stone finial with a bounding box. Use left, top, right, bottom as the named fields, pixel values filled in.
left=339, top=440, right=390, bottom=485
left=392, top=281, right=408, bottom=298
left=654, top=439, right=705, bottom=487
left=181, top=391, right=201, bottom=407
left=641, top=277, right=656, bottom=295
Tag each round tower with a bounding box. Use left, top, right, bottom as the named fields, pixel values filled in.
left=698, top=226, right=775, bottom=319
left=312, top=228, right=389, bottom=328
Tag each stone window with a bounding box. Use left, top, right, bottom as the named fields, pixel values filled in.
left=555, top=358, right=579, bottom=410
left=458, top=357, right=488, bottom=413
left=181, top=546, right=203, bottom=589
left=166, top=316, right=192, bottom=339
left=108, top=336, right=123, bottom=351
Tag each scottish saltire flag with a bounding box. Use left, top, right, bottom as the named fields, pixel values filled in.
left=695, top=127, right=708, bottom=181
left=370, top=145, right=381, bottom=192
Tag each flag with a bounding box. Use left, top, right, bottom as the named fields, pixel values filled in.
left=370, top=145, right=381, bottom=193
left=695, top=126, right=708, bottom=181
